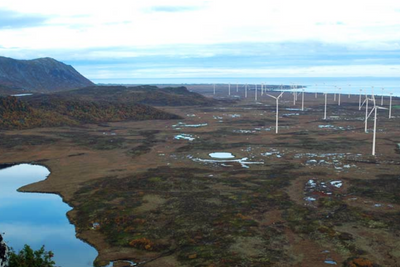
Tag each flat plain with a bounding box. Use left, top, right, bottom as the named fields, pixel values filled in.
left=1, top=87, right=400, bottom=267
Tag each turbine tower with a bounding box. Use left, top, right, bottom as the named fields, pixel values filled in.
left=348, top=84, right=351, bottom=98
left=366, top=96, right=388, bottom=156
left=361, top=95, right=370, bottom=133
left=266, top=92, right=285, bottom=134
left=324, top=92, right=328, bottom=120
left=334, top=86, right=337, bottom=102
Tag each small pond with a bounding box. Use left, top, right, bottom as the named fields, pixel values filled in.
left=209, top=152, right=235, bottom=159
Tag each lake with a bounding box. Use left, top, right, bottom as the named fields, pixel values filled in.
left=0, top=164, right=97, bottom=267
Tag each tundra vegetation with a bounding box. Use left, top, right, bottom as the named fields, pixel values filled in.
left=0, top=85, right=398, bottom=266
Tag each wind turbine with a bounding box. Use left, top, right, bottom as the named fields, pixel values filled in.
left=361, top=95, right=370, bottom=133
left=266, top=92, right=285, bottom=134
left=301, top=89, right=305, bottom=111
left=366, top=96, right=388, bottom=156
left=381, top=88, right=384, bottom=105
left=315, top=84, right=318, bottom=98
left=324, top=92, right=328, bottom=120
left=213, top=84, right=216, bottom=95
left=348, top=84, right=351, bottom=98
left=334, top=86, right=337, bottom=102
left=293, top=91, right=296, bottom=105
left=389, top=93, right=393, bottom=119
left=358, top=89, right=363, bottom=110
left=245, top=84, right=248, bottom=98
left=255, top=84, right=258, bottom=101
left=228, top=83, right=231, bottom=96
left=236, top=83, right=239, bottom=93
left=338, top=88, right=341, bottom=106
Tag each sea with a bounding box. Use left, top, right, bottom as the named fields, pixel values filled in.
left=94, top=77, right=400, bottom=96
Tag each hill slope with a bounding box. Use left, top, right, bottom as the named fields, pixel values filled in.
left=0, top=96, right=180, bottom=129
left=0, top=84, right=29, bottom=96
left=0, top=56, right=94, bottom=91
left=61, top=85, right=216, bottom=106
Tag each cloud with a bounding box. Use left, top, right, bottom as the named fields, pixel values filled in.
left=0, top=8, right=49, bottom=29
left=146, top=5, right=203, bottom=13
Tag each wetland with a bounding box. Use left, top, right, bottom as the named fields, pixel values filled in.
left=1, top=86, right=400, bottom=267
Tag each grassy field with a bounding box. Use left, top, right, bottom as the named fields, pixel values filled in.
left=1, top=89, right=399, bottom=267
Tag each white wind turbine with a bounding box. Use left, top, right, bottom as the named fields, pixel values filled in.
left=381, top=88, right=384, bottom=105
left=338, top=88, right=341, bottom=106
left=358, top=89, right=363, bottom=110
left=301, top=89, right=305, bottom=111
left=266, top=92, right=285, bottom=134
left=315, top=84, right=318, bottom=98
left=361, top=94, right=370, bottom=133
left=236, top=83, right=239, bottom=92
left=324, top=92, right=328, bottom=120
left=293, top=90, right=296, bottom=105
left=228, top=83, right=231, bottom=96
left=292, top=84, right=299, bottom=105
left=389, top=93, right=393, bottom=119
left=255, top=84, right=258, bottom=101
left=334, top=86, right=337, bottom=102
left=348, top=84, right=351, bottom=98
left=213, top=84, right=216, bottom=95
left=366, top=95, right=388, bottom=156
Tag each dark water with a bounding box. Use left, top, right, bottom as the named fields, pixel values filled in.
left=0, top=164, right=97, bottom=267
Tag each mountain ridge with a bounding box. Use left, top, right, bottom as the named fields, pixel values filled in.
left=0, top=56, right=94, bottom=91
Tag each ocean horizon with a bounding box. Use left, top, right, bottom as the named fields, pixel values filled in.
left=94, top=77, right=400, bottom=96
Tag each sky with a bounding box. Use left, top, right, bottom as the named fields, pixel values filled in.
left=0, top=0, right=400, bottom=82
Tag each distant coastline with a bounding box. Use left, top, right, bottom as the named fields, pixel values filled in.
left=94, top=77, right=400, bottom=96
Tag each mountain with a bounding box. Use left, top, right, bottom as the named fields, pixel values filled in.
left=0, top=56, right=94, bottom=92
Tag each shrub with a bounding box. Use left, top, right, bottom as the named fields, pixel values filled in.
left=8, top=245, right=55, bottom=267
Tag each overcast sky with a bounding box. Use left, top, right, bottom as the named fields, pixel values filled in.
left=0, top=0, right=400, bottom=80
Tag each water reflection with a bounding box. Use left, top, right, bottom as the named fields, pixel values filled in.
left=0, top=164, right=97, bottom=267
